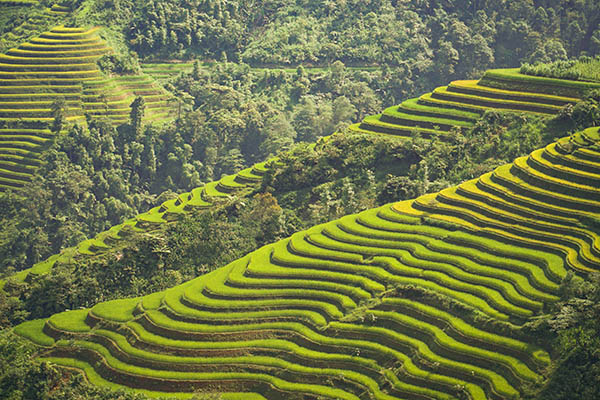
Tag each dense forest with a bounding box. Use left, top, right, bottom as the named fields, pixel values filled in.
left=83, top=0, right=600, bottom=85
left=0, top=0, right=600, bottom=399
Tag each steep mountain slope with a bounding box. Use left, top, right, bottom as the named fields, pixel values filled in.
left=351, top=68, right=600, bottom=139
left=15, top=127, right=600, bottom=399
left=5, top=67, right=596, bottom=290
left=0, top=2, right=65, bottom=52
left=0, top=25, right=174, bottom=191
left=0, top=25, right=104, bottom=190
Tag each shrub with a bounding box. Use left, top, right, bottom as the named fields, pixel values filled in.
left=520, top=57, right=600, bottom=83
left=97, top=54, right=140, bottom=75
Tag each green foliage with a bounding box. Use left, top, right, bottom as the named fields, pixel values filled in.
left=1, top=2, right=600, bottom=397
left=50, top=98, right=67, bottom=134
left=0, top=289, right=28, bottom=329
left=0, top=117, right=190, bottom=273
left=0, top=330, right=59, bottom=400
left=0, top=66, right=589, bottom=294
left=18, top=140, right=599, bottom=397
left=129, top=95, right=145, bottom=138
left=97, top=53, right=140, bottom=75
left=59, top=0, right=600, bottom=103
left=6, top=121, right=600, bottom=400
left=378, top=162, right=431, bottom=204
left=0, top=193, right=301, bottom=322
left=521, top=56, right=600, bottom=83
left=554, top=89, right=600, bottom=130
left=534, top=274, right=600, bottom=400
left=167, top=59, right=383, bottom=174
left=268, top=109, right=570, bottom=222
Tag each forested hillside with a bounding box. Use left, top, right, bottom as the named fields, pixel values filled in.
left=0, top=0, right=600, bottom=399
left=57, top=0, right=600, bottom=106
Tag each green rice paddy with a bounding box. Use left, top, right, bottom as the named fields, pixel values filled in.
left=0, top=25, right=177, bottom=191
left=14, top=125, right=600, bottom=399
left=4, top=45, right=600, bottom=399
left=7, top=65, right=596, bottom=304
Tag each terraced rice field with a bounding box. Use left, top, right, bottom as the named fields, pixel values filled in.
left=480, top=68, right=600, bottom=97
left=47, top=4, right=70, bottom=15
left=0, top=25, right=105, bottom=190
left=0, top=25, right=175, bottom=191
left=350, top=69, right=600, bottom=140
left=0, top=7, right=65, bottom=55
left=6, top=67, right=597, bottom=289
left=82, top=74, right=174, bottom=125
left=75, top=161, right=273, bottom=256
left=3, top=157, right=275, bottom=287
left=0, top=0, right=38, bottom=5
left=0, top=1, right=66, bottom=13
left=16, top=127, right=600, bottom=399
left=141, top=62, right=194, bottom=81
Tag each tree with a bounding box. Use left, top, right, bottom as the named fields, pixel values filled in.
left=192, top=59, right=201, bottom=79
left=290, top=65, right=311, bottom=101
left=217, top=148, right=245, bottom=175
left=51, top=99, right=67, bottom=134
left=331, top=96, right=357, bottom=131
left=526, top=39, right=568, bottom=64
left=130, top=96, right=146, bottom=139
left=293, top=97, right=319, bottom=142
left=327, top=60, right=347, bottom=90
left=378, top=174, right=423, bottom=204
left=260, top=113, right=297, bottom=157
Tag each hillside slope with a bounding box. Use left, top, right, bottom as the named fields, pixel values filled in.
left=0, top=25, right=174, bottom=191
left=351, top=68, right=600, bottom=139
left=15, top=127, right=600, bottom=399
left=5, top=66, right=597, bottom=290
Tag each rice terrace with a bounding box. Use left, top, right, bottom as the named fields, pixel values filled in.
left=0, top=1, right=600, bottom=400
